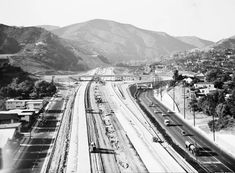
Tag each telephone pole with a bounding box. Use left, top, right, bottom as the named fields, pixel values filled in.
left=212, top=113, right=215, bottom=141
left=193, top=110, right=195, bottom=126
left=183, top=84, right=186, bottom=119
left=173, top=86, right=175, bottom=111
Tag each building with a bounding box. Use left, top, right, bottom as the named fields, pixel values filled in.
left=5, top=99, right=45, bottom=110
left=194, top=82, right=216, bottom=95
left=5, top=99, right=26, bottom=110
left=194, top=82, right=215, bottom=89
left=0, top=127, right=20, bottom=169
left=11, top=110, right=35, bottom=123
left=0, top=112, right=19, bottom=124
left=0, top=123, right=21, bottom=134
left=26, top=101, right=44, bottom=110
left=194, top=73, right=205, bottom=82
left=0, top=109, right=36, bottom=124
left=183, top=77, right=193, bottom=84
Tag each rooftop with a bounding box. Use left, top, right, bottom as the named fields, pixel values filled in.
left=0, top=128, right=16, bottom=148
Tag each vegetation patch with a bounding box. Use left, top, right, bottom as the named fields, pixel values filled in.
left=0, top=64, right=57, bottom=110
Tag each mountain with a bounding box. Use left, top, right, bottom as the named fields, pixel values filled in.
left=0, top=24, right=109, bottom=74
left=176, top=36, right=214, bottom=48
left=211, top=35, right=235, bottom=49
left=53, top=19, right=196, bottom=63
left=37, top=25, right=60, bottom=31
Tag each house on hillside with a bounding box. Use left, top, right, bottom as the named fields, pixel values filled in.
left=194, top=82, right=215, bottom=89
left=194, top=82, right=216, bottom=95
left=194, top=73, right=205, bottom=82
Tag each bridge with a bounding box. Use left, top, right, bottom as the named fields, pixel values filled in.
left=71, top=74, right=154, bottom=81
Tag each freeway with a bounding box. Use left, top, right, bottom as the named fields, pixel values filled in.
left=105, top=82, right=186, bottom=172
left=139, top=89, right=235, bottom=172
left=87, top=82, right=120, bottom=173
left=92, top=82, right=148, bottom=172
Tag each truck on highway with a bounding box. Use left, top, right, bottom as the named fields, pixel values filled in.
left=185, top=141, right=200, bottom=156
left=89, top=142, right=96, bottom=152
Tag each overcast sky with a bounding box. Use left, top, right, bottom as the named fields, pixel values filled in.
left=1, top=0, right=235, bottom=42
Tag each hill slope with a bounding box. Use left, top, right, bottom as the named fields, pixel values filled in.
left=53, top=19, right=195, bottom=62
left=211, top=35, right=235, bottom=49
left=36, top=25, right=60, bottom=31
left=176, top=36, right=214, bottom=48
left=0, top=24, right=109, bottom=73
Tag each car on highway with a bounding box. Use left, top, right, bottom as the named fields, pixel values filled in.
left=154, top=110, right=162, bottom=114
left=164, top=119, right=170, bottom=126
left=181, top=130, right=187, bottom=136
left=89, top=142, right=96, bottom=152
left=149, top=102, right=156, bottom=107
left=152, top=137, right=159, bottom=142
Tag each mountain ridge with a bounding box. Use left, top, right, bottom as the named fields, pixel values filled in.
left=176, top=36, right=214, bottom=48
left=52, top=19, right=196, bottom=62
left=36, top=25, right=60, bottom=31
left=0, top=23, right=109, bottom=73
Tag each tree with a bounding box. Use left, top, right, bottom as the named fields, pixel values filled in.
left=215, top=103, right=229, bottom=118
left=214, top=80, right=224, bottom=89
left=206, top=69, right=222, bottom=82
left=227, top=89, right=235, bottom=118
left=34, top=80, right=57, bottom=98
left=173, top=70, right=179, bottom=81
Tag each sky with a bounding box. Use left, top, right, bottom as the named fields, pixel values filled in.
left=1, top=0, right=235, bottom=42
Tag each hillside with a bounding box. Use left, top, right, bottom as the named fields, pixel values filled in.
left=53, top=19, right=196, bottom=63
left=37, top=25, right=60, bottom=31
left=0, top=24, right=109, bottom=73
left=165, top=34, right=235, bottom=74
left=176, top=36, right=214, bottom=48
left=211, top=36, right=235, bottom=49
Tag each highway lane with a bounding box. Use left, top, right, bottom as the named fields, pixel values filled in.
left=99, top=83, right=148, bottom=172
left=88, top=82, right=120, bottom=173
left=106, top=82, right=186, bottom=173
left=139, top=89, right=235, bottom=172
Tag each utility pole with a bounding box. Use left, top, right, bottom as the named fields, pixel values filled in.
left=193, top=109, right=195, bottom=126
left=160, top=87, right=162, bottom=101
left=212, top=112, right=215, bottom=141
left=183, top=84, right=186, bottom=119
left=173, top=86, right=175, bottom=111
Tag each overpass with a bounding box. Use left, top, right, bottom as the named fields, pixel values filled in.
left=71, top=74, right=152, bottom=81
